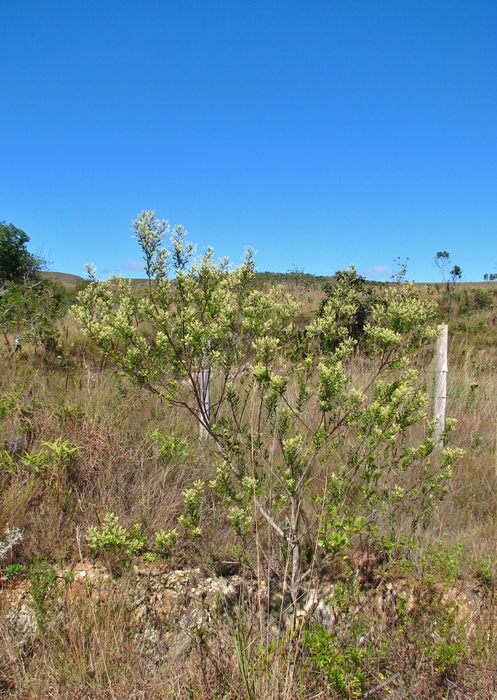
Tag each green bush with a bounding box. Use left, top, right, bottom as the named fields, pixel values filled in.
left=75, top=211, right=462, bottom=606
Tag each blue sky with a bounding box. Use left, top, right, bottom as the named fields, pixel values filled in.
left=1, top=1, right=496, bottom=281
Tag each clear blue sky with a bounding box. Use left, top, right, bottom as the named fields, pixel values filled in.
left=1, top=1, right=496, bottom=281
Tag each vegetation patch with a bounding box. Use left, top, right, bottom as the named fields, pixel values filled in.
left=1, top=213, right=497, bottom=698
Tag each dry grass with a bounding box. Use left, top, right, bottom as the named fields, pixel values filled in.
left=1, top=281, right=497, bottom=698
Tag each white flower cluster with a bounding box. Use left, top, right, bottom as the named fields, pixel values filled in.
left=0, top=525, right=23, bottom=561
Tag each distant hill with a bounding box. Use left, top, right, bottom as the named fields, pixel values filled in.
left=40, top=271, right=86, bottom=290
left=41, top=270, right=497, bottom=292
left=40, top=271, right=150, bottom=291
left=41, top=270, right=336, bottom=291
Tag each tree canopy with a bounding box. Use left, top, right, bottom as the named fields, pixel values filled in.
left=0, top=221, right=40, bottom=283
left=0, top=221, right=65, bottom=352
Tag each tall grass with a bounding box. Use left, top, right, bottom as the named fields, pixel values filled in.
left=1, top=281, right=497, bottom=698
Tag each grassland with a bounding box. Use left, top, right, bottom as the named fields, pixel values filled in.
left=1, top=275, right=497, bottom=699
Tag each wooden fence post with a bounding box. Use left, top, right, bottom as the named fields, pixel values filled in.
left=434, top=324, right=448, bottom=445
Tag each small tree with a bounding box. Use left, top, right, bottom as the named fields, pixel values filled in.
left=318, top=266, right=382, bottom=352
left=75, top=212, right=462, bottom=607
left=0, top=222, right=65, bottom=353
left=434, top=251, right=462, bottom=316
left=0, top=222, right=40, bottom=283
